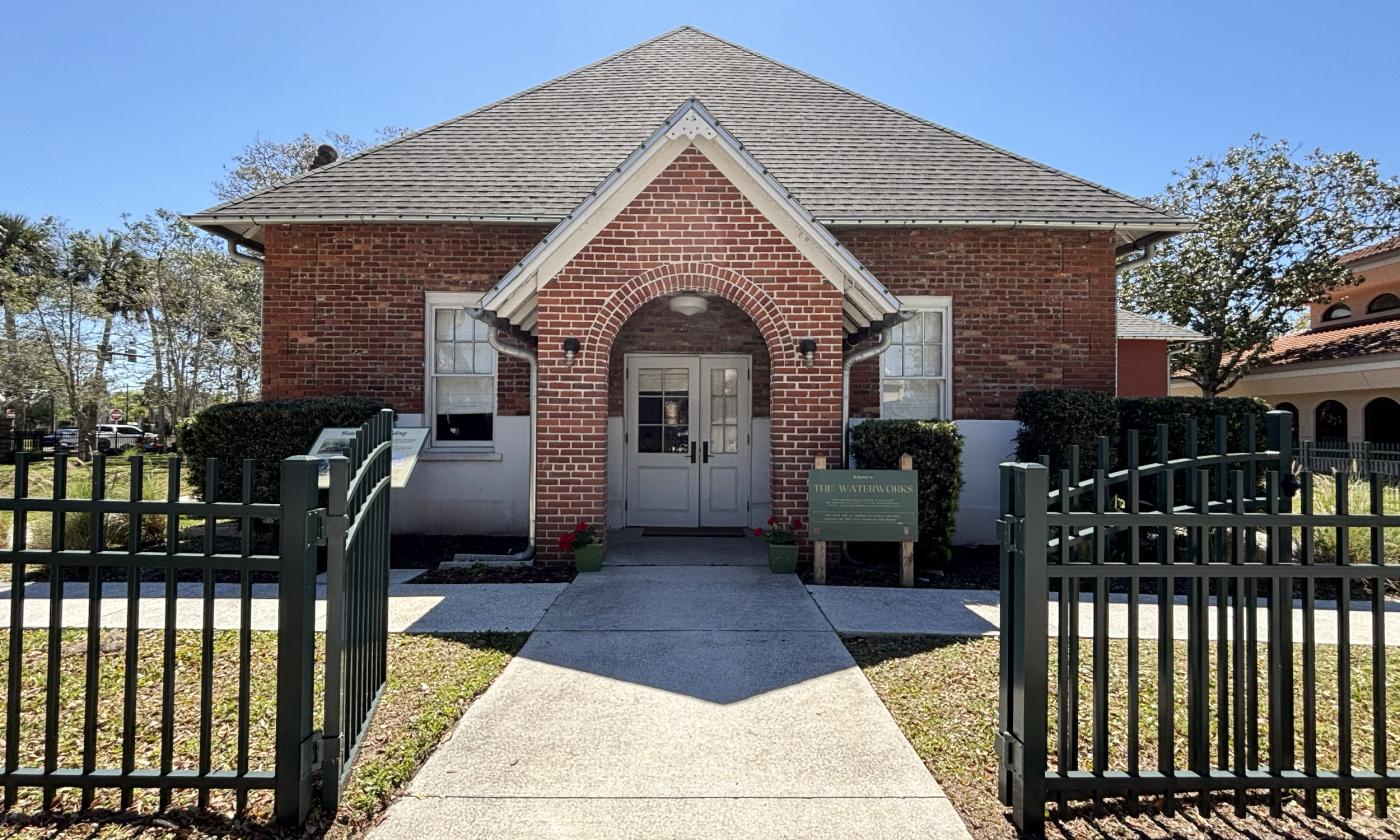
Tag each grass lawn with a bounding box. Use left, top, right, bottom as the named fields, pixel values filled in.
left=849, top=635, right=1400, bottom=839
left=0, top=630, right=524, bottom=838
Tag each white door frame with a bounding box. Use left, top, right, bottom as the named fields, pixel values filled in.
left=622, top=353, right=752, bottom=528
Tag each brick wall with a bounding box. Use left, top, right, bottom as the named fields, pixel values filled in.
left=606, top=296, right=771, bottom=417
left=1116, top=338, right=1169, bottom=397
left=836, top=227, right=1118, bottom=420
left=534, top=147, right=843, bottom=559
left=261, top=222, right=547, bottom=415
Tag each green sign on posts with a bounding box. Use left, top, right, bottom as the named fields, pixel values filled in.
left=808, top=469, right=919, bottom=542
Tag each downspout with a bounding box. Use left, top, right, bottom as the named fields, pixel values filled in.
left=840, top=311, right=915, bottom=467
left=226, top=239, right=265, bottom=267
left=468, top=308, right=537, bottom=562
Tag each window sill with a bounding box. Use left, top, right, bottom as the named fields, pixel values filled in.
left=421, top=449, right=503, bottom=462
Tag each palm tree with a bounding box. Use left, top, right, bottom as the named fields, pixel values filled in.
left=63, top=232, right=148, bottom=445
left=0, top=213, right=56, bottom=397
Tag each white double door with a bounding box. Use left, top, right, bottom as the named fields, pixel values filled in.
left=624, top=354, right=751, bottom=527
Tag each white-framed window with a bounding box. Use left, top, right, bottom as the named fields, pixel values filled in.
left=425, top=292, right=496, bottom=448
left=880, top=296, right=952, bottom=420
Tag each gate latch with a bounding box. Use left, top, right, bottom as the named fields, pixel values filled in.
left=307, top=508, right=328, bottom=548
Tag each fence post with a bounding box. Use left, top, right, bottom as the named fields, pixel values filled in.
left=320, top=455, right=351, bottom=808
left=275, top=456, right=322, bottom=827
left=899, top=453, right=915, bottom=587
left=1002, top=462, right=1049, bottom=835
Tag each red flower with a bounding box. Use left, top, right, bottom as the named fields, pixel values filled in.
left=558, top=532, right=577, bottom=552
left=575, top=520, right=589, bottom=532
left=767, top=516, right=779, bottom=526
left=790, top=517, right=804, bottom=529
left=752, top=527, right=764, bottom=537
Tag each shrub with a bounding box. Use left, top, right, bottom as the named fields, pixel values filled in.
left=1013, top=389, right=1119, bottom=475
left=178, top=397, right=388, bottom=503
left=1116, top=396, right=1271, bottom=464
left=849, top=419, right=964, bottom=568
left=1016, top=390, right=1276, bottom=475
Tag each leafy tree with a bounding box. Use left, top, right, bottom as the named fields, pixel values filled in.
left=214, top=127, right=411, bottom=201
left=62, top=231, right=149, bottom=438
left=0, top=213, right=57, bottom=398
left=1120, top=136, right=1400, bottom=395
left=124, top=210, right=262, bottom=427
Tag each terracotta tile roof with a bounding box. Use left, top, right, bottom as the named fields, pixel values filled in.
left=1340, top=235, right=1400, bottom=265
left=1260, top=313, right=1400, bottom=366
left=188, top=27, right=1189, bottom=236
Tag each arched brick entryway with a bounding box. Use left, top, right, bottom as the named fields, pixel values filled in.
left=531, top=147, right=846, bottom=561
left=535, top=262, right=843, bottom=560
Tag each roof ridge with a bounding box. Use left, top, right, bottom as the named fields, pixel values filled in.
left=199, top=26, right=699, bottom=216
left=678, top=26, right=1185, bottom=223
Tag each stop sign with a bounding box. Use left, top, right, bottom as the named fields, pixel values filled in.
left=109, top=409, right=123, bottom=422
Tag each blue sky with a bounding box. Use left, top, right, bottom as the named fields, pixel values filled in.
left=5, top=0, right=1398, bottom=233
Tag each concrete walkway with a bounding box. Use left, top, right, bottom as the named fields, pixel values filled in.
left=0, top=569, right=567, bottom=633
left=809, top=584, right=1400, bottom=646
left=370, top=550, right=970, bottom=839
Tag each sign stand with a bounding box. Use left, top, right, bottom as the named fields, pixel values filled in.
left=812, top=456, right=827, bottom=584
left=899, top=453, right=915, bottom=588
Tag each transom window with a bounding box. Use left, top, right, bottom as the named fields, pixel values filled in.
left=426, top=293, right=496, bottom=447
left=1368, top=293, right=1400, bottom=314
left=880, top=297, right=952, bottom=420
left=1322, top=302, right=1352, bottom=322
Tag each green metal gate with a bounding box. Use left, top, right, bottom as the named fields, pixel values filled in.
left=999, top=410, right=1400, bottom=831
left=0, top=408, right=393, bottom=826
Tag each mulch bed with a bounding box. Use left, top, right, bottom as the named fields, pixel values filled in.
left=389, top=533, right=530, bottom=568
left=408, top=563, right=576, bottom=584
left=798, top=544, right=1000, bottom=590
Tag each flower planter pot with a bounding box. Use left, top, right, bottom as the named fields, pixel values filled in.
left=573, top=543, right=604, bottom=572
left=767, top=544, right=798, bottom=574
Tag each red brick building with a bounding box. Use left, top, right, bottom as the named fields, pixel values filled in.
left=189, top=27, right=1192, bottom=555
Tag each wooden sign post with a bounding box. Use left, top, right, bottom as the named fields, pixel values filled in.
left=807, top=455, right=919, bottom=588
left=899, top=453, right=915, bottom=588
left=812, top=456, right=827, bottom=584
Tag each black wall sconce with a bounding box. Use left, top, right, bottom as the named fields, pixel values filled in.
left=797, top=338, right=817, bottom=367
left=562, top=336, right=581, bottom=367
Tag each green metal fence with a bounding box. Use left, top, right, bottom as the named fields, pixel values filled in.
left=320, top=409, right=393, bottom=808
left=998, top=410, right=1400, bottom=832
left=0, top=409, right=393, bottom=826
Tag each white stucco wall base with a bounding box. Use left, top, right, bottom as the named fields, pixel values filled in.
left=952, top=419, right=1019, bottom=545
left=390, top=415, right=530, bottom=535
left=392, top=413, right=1017, bottom=545
left=847, top=417, right=1018, bottom=546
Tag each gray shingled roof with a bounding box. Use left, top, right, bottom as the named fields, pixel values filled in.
left=189, top=26, right=1191, bottom=245
left=1116, top=309, right=1206, bottom=341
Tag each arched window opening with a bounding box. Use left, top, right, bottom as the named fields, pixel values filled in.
left=1274, top=401, right=1300, bottom=447
left=1322, top=303, right=1352, bottom=322
left=1364, top=397, right=1400, bottom=445
left=1315, top=400, right=1349, bottom=442
left=1367, top=293, right=1400, bottom=314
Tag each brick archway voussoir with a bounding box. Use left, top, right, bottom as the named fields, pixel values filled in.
left=582, top=262, right=798, bottom=371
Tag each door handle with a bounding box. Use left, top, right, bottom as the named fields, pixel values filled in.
left=689, top=441, right=697, bottom=463
left=702, top=442, right=710, bottom=463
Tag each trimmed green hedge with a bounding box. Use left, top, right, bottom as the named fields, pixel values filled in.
left=178, top=397, right=388, bottom=503
left=1116, top=396, right=1271, bottom=465
left=849, top=419, right=964, bottom=568
left=1013, top=389, right=1273, bottom=474
left=1013, top=389, right=1119, bottom=475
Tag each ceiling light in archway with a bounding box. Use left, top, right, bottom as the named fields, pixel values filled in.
left=670, top=294, right=709, bottom=317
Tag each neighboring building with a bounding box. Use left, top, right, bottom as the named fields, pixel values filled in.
left=188, top=27, right=1192, bottom=553
left=1171, top=236, right=1400, bottom=444
left=1116, top=310, right=1205, bottom=397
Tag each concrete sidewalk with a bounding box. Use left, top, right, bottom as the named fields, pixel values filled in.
left=808, top=584, right=1400, bottom=646
left=0, top=570, right=566, bottom=633
left=370, top=564, right=970, bottom=840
